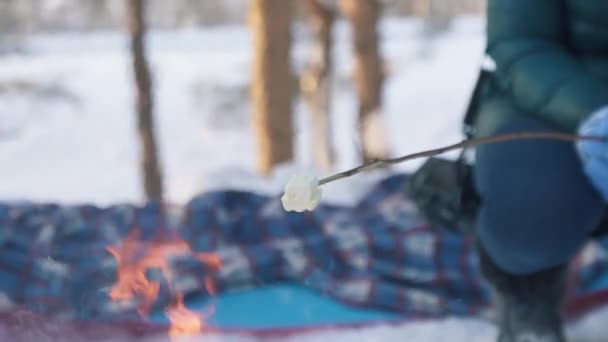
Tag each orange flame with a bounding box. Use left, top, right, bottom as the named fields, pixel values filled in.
left=166, top=294, right=216, bottom=339
left=106, top=230, right=222, bottom=338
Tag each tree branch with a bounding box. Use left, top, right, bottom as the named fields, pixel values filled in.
left=318, top=131, right=607, bottom=185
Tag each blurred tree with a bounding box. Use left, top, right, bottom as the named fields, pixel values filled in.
left=340, top=0, right=389, bottom=163
left=85, top=0, right=112, bottom=30
left=249, top=0, right=295, bottom=175
left=2, top=0, right=486, bottom=33
left=146, top=0, right=246, bottom=29
left=386, top=0, right=483, bottom=18
left=175, top=0, right=236, bottom=27
left=301, top=0, right=336, bottom=171
left=425, top=0, right=452, bottom=34
left=126, top=0, right=164, bottom=201
left=0, top=0, right=26, bottom=53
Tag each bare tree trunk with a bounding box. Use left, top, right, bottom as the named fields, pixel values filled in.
left=249, top=0, right=294, bottom=175
left=127, top=0, right=164, bottom=201
left=426, top=0, right=452, bottom=34
left=0, top=0, right=25, bottom=52
left=340, top=0, right=389, bottom=163
left=301, top=0, right=335, bottom=171
left=86, top=0, right=111, bottom=30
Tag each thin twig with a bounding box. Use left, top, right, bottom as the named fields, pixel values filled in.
left=318, top=131, right=607, bottom=185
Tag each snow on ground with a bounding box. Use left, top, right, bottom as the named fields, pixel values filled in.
left=2, top=17, right=608, bottom=341
left=0, top=17, right=484, bottom=205
left=1, top=312, right=607, bottom=342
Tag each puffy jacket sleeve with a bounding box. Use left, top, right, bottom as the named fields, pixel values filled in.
left=488, top=0, right=608, bottom=132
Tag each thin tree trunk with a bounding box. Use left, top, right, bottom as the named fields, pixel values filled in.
left=86, top=0, right=110, bottom=30
left=301, top=0, right=335, bottom=171
left=249, top=0, right=295, bottom=175
left=340, top=0, right=389, bottom=163
left=127, top=0, right=163, bottom=201
left=425, top=0, right=452, bottom=34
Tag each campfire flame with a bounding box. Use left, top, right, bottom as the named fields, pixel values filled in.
left=106, top=230, right=222, bottom=339
left=166, top=294, right=216, bottom=339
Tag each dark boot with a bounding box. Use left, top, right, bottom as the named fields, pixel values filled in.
left=477, top=244, right=567, bottom=342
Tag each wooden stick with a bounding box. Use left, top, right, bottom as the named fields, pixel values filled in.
left=319, top=131, right=607, bottom=185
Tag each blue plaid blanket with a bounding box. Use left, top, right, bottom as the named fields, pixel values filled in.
left=1, top=174, right=608, bottom=325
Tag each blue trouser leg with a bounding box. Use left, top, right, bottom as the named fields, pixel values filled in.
left=474, top=115, right=606, bottom=275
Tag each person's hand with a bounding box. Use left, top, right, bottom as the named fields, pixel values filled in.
left=577, top=106, right=608, bottom=201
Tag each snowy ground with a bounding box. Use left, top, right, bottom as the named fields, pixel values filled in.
left=1, top=17, right=608, bottom=341
left=0, top=18, right=482, bottom=205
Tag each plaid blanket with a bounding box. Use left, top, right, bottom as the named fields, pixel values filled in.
left=1, top=174, right=608, bottom=324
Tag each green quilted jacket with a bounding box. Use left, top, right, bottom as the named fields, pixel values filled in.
left=472, top=0, right=608, bottom=135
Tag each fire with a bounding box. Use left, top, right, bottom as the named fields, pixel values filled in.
left=106, top=230, right=222, bottom=338
left=166, top=294, right=216, bottom=339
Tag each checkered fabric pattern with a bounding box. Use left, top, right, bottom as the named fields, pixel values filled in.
left=0, top=175, right=607, bottom=323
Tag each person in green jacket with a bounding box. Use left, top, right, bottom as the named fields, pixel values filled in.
left=469, top=1, right=608, bottom=341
